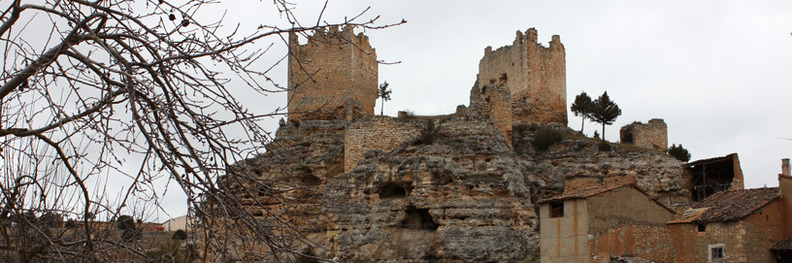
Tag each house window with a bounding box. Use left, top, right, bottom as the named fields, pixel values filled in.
left=709, top=244, right=725, bottom=262
left=549, top=202, right=564, bottom=218
left=697, top=223, right=706, bottom=232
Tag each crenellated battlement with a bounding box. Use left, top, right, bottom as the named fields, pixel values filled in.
left=287, top=26, right=378, bottom=121
left=476, top=28, right=567, bottom=125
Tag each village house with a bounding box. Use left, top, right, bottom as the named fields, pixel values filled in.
left=540, top=159, right=792, bottom=263
left=667, top=159, right=792, bottom=263
left=538, top=183, right=675, bottom=263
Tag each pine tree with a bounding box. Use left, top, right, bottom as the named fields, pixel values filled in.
left=668, top=144, right=692, bottom=162
left=570, top=91, right=593, bottom=133
left=590, top=91, right=621, bottom=140
left=378, top=81, right=392, bottom=115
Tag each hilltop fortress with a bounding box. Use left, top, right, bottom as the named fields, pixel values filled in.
left=216, top=27, right=748, bottom=262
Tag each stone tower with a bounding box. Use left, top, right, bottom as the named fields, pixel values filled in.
left=287, top=25, right=378, bottom=121
left=476, top=28, right=567, bottom=125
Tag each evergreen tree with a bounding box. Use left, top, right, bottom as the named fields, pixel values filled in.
left=590, top=91, right=621, bottom=140
left=378, top=81, right=392, bottom=115
left=570, top=91, right=593, bottom=133
left=668, top=144, right=692, bottom=162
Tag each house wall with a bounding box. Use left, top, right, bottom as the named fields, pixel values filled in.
left=162, top=215, right=190, bottom=231
left=779, top=175, right=792, bottom=237
left=668, top=201, right=784, bottom=263
left=584, top=187, right=675, bottom=262
left=586, top=187, right=674, bottom=234
left=588, top=224, right=673, bottom=263
left=540, top=199, right=589, bottom=263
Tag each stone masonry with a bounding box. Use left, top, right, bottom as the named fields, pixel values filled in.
left=476, top=28, right=567, bottom=125
left=344, top=117, right=421, bottom=172
left=287, top=25, right=378, bottom=121
left=619, top=119, right=668, bottom=151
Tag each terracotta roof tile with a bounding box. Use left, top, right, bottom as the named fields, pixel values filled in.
left=539, top=183, right=631, bottom=203
left=668, top=187, right=778, bottom=224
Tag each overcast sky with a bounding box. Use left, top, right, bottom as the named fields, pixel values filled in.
left=153, top=0, right=792, bottom=218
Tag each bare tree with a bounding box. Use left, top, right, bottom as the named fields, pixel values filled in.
left=0, top=0, right=401, bottom=261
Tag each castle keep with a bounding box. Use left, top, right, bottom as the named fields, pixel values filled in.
left=287, top=25, right=378, bottom=121
left=475, top=28, right=567, bottom=125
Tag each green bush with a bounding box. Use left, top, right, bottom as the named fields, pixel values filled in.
left=668, top=144, right=691, bottom=162
left=416, top=120, right=441, bottom=145
left=531, top=127, right=563, bottom=151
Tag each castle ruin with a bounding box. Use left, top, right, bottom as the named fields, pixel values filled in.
left=619, top=119, right=668, bottom=151
left=287, top=25, right=378, bottom=121
left=219, top=27, right=754, bottom=262
left=474, top=28, right=567, bottom=126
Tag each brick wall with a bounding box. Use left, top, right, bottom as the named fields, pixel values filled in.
left=619, top=119, right=668, bottom=151
left=476, top=28, right=567, bottom=125
left=287, top=25, right=377, bottom=121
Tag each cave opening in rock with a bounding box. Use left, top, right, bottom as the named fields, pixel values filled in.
left=401, top=206, right=437, bottom=230
left=380, top=183, right=411, bottom=199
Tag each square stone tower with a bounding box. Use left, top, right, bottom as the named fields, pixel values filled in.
left=287, top=25, right=378, bottom=121
left=476, top=28, right=567, bottom=125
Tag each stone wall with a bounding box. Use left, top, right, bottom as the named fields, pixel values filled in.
left=619, top=119, right=668, bottom=151
left=468, top=84, right=513, bottom=145
left=589, top=225, right=673, bottom=263
left=344, top=117, right=421, bottom=172
left=476, top=28, right=567, bottom=125
left=668, top=201, right=785, bottom=263
left=287, top=25, right=377, bottom=121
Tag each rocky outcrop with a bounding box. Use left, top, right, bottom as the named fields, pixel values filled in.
left=220, top=118, right=687, bottom=262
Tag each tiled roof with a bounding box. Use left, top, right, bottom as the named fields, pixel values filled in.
left=539, top=183, right=632, bottom=204
left=772, top=238, right=792, bottom=252
left=668, top=187, right=778, bottom=224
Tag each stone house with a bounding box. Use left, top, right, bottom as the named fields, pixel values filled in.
left=539, top=183, right=675, bottom=263
left=667, top=159, right=792, bottom=263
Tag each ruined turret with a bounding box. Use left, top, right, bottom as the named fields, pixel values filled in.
left=287, top=26, right=378, bottom=121
left=474, top=28, right=567, bottom=125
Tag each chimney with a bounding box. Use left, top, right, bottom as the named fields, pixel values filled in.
left=783, top=158, right=791, bottom=176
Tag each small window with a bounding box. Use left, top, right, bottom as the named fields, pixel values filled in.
left=697, top=224, right=706, bottom=232
left=550, top=202, right=564, bottom=218
left=709, top=244, right=725, bottom=262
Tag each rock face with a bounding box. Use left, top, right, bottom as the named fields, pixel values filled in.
left=222, top=117, right=687, bottom=262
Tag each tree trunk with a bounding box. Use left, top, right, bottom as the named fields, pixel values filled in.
left=601, top=122, right=606, bottom=141
left=580, top=116, right=585, bottom=133
left=380, top=98, right=384, bottom=115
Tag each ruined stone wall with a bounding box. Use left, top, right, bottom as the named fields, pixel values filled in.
left=619, top=119, right=668, bottom=151
left=468, top=84, right=513, bottom=145
left=344, top=117, right=420, bottom=172
left=669, top=202, right=784, bottom=263
left=476, top=28, right=566, bottom=125
left=287, top=26, right=377, bottom=121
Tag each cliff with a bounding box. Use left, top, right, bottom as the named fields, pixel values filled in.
left=219, top=117, right=687, bottom=262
